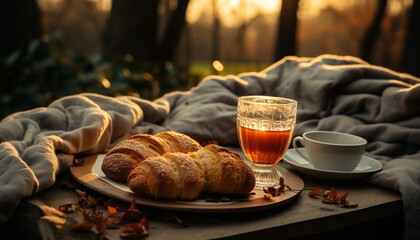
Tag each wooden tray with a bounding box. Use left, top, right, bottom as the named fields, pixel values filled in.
left=70, top=155, right=304, bottom=214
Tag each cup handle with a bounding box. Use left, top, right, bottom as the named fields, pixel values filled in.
left=292, top=136, right=310, bottom=161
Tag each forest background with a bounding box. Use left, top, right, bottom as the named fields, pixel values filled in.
left=0, top=0, right=418, bottom=120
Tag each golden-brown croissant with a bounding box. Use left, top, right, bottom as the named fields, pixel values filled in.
left=101, top=131, right=202, bottom=182
left=127, top=144, right=256, bottom=200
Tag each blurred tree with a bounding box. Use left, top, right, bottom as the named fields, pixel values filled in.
left=360, top=0, right=388, bottom=63
left=157, top=0, right=190, bottom=61
left=40, top=0, right=106, bottom=57
left=226, top=0, right=262, bottom=62
left=401, top=0, right=420, bottom=77
left=106, top=0, right=190, bottom=62
left=274, top=0, right=299, bottom=61
left=0, top=0, right=42, bottom=57
left=106, top=0, right=158, bottom=60
left=211, top=0, right=221, bottom=74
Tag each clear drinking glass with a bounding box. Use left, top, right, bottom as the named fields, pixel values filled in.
left=237, top=96, right=297, bottom=189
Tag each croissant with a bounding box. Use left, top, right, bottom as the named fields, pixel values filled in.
left=101, top=131, right=202, bottom=182
left=127, top=144, right=256, bottom=200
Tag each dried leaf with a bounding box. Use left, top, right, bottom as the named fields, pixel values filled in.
left=74, top=193, right=80, bottom=211
left=107, top=205, right=125, bottom=224
left=140, top=217, right=149, bottom=230
left=264, top=194, right=273, bottom=200
left=81, top=206, right=100, bottom=223
left=321, top=198, right=336, bottom=204
left=87, top=195, right=97, bottom=206
left=336, top=192, right=348, bottom=204
left=262, top=177, right=292, bottom=199
left=328, top=188, right=337, bottom=201
left=70, top=222, right=93, bottom=231
left=107, top=205, right=118, bottom=215
left=81, top=206, right=90, bottom=222
left=157, top=212, right=186, bottom=226
left=75, top=189, right=87, bottom=199
left=124, top=198, right=144, bottom=221
left=120, top=217, right=149, bottom=239
left=60, top=190, right=152, bottom=237
left=105, top=216, right=117, bottom=228
left=308, top=189, right=325, bottom=197
left=310, top=187, right=358, bottom=208
left=95, top=213, right=106, bottom=240
left=264, top=186, right=277, bottom=196
left=58, top=202, right=73, bottom=213
left=75, top=189, right=88, bottom=209
left=279, top=177, right=285, bottom=187
left=172, top=215, right=186, bottom=226
left=124, top=208, right=143, bottom=221
left=129, top=198, right=137, bottom=210
left=343, top=200, right=358, bottom=208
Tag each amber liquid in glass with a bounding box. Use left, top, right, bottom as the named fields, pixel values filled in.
left=238, top=125, right=292, bottom=164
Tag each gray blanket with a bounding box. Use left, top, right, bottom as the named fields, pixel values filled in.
left=0, top=55, right=419, bottom=239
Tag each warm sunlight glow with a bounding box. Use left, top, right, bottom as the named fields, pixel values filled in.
left=187, top=0, right=280, bottom=26
left=101, top=78, right=111, bottom=88
left=143, top=72, right=154, bottom=81
left=388, top=0, right=413, bottom=15
left=212, top=60, right=224, bottom=72
left=298, top=0, right=413, bottom=20
left=398, top=84, right=419, bottom=92
left=122, top=68, right=131, bottom=77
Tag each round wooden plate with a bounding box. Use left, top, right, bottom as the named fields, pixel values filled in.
left=70, top=154, right=304, bottom=214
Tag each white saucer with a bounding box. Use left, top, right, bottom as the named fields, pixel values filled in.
left=282, top=148, right=383, bottom=180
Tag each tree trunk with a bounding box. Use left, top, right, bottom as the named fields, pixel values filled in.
left=274, top=0, right=299, bottom=62
left=211, top=0, right=220, bottom=74
left=106, top=0, right=158, bottom=60
left=401, top=0, right=420, bottom=77
left=156, top=0, right=190, bottom=61
left=360, top=0, right=388, bottom=63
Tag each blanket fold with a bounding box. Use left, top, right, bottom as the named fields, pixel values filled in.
left=1, top=54, right=419, bottom=239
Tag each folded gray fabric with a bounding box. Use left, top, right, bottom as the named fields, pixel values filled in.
left=0, top=55, right=419, bottom=239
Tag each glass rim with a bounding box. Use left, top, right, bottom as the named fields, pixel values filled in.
left=238, top=95, right=297, bottom=106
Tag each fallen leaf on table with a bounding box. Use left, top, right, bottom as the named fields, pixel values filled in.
left=120, top=217, right=149, bottom=239
left=263, top=177, right=292, bottom=200
left=58, top=202, right=74, bottom=213
left=122, top=198, right=144, bottom=221
left=308, top=187, right=358, bottom=208
left=59, top=188, right=153, bottom=238
left=308, top=189, right=324, bottom=197
left=95, top=212, right=107, bottom=240
left=107, top=205, right=125, bottom=224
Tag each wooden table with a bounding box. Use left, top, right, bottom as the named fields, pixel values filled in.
left=5, top=148, right=403, bottom=240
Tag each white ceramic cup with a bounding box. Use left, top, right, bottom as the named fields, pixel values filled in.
left=292, top=131, right=367, bottom=171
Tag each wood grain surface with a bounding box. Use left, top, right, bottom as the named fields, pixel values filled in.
left=23, top=148, right=403, bottom=240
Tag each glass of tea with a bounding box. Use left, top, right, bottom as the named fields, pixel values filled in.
left=237, top=96, right=297, bottom=189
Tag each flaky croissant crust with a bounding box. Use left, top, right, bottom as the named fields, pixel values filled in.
left=101, top=131, right=201, bottom=182
left=127, top=144, right=256, bottom=200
